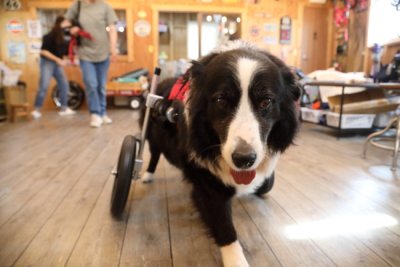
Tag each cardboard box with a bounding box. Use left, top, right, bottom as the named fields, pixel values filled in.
left=327, top=88, right=399, bottom=114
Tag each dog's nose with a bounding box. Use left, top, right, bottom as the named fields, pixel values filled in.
left=232, top=152, right=257, bottom=169
left=231, top=138, right=257, bottom=169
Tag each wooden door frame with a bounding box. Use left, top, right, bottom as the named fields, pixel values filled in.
left=151, top=4, right=245, bottom=68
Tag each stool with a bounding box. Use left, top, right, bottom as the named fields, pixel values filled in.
left=10, top=103, right=30, bottom=122
left=363, top=108, right=400, bottom=171
left=5, top=81, right=30, bottom=122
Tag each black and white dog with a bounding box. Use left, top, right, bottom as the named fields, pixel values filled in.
left=140, top=41, right=300, bottom=267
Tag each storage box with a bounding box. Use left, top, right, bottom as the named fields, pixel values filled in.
left=326, top=112, right=376, bottom=129
left=373, top=111, right=394, bottom=128
left=301, top=107, right=328, bottom=124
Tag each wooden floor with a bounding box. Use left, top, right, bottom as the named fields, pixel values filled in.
left=1, top=109, right=399, bottom=267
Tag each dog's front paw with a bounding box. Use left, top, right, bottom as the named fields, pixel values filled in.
left=220, top=241, right=249, bottom=267
left=142, top=172, right=154, bottom=183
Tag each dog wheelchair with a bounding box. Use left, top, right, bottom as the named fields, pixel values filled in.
left=110, top=67, right=180, bottom=217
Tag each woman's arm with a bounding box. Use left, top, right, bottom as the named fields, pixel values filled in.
left=40, top=50, right=65, bottom=66
left=108, top=23, right=118, bottom=61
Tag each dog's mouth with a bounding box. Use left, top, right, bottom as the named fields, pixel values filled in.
left=229, top=169, right=256, bottom=185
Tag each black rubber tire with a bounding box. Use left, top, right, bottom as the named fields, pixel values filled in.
left=129, top=96, right=142, bottom=110
left=110, top=135, right=136, bottom=218
left=52, top=81, right=85, bottom=110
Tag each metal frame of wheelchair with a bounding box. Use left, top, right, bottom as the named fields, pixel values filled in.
left=110, top=67, right=163, bottom=217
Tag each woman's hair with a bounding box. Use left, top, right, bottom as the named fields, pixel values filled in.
left=51, top=15, right=66, bottom=45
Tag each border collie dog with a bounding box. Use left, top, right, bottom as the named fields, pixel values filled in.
left=140, top=41, right=300, bottom=267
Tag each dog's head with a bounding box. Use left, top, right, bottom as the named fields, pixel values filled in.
left=185, top=41, right=300, bottom=185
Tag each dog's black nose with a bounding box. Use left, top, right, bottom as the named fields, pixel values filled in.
left=232, top=152, right=257, bottom=169
left=231, top=138, right=257, bottom=169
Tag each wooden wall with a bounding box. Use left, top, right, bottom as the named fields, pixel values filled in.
left=1, top=0, right=326, bottom=110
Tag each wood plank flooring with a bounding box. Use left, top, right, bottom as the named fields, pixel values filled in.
left=0, top=109, right=399, bottom=267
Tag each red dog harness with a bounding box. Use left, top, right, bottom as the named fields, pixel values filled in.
left=168, top=76, right=190, bottom=102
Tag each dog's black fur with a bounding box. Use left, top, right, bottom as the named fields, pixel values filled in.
left=139, top=41, right=300, bottom=266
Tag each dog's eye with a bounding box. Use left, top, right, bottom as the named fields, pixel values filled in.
left=259, top=98, right=272, bottom=109
left=214, top=95, right=228, bottom=108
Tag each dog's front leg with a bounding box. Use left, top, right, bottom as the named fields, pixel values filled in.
left=191, top=183, right=249, bottom=267
left=221, top=241, right=249, bottom=267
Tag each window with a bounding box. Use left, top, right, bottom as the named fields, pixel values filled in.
left=114, top=10, right=127, bottom=55
left=37, top=9, right=66, bottom=35
left=367, top=0, right=400, bottom=46
left=159, top=12, right=241, bottom=61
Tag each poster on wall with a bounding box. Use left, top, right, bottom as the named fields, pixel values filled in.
left=279, top=16, right=291, bottom=45
left=6, top=19, right=24, bottom=34
left=7, top=41, right=26, bottom=64
left=27, top=20, right=42, bottom=38
left=134, top=20, right=151, bottom=37
left=249, top=25, right=260, bottom=38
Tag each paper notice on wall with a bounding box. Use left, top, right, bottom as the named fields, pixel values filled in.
left=263, top=36, right=278, bottom=45
left=7, top=41, right=26, bottom=64
left=28, top=41, right=42, bottom=53
left=27, top=20, right=43, bottom=38
left=264, top=23, right=278, bottom=32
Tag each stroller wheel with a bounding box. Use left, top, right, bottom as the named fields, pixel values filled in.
left=111, top=135, right=137, bottom=218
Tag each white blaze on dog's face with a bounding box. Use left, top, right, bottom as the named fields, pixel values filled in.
left=222, top=58, right=264, bottom=172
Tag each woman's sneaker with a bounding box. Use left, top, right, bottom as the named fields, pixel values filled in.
left=102, top=115, right=112, bottom=124
left=59, top=107, right=76, bottom=116
left=90, top=114, right=103, bottom=128
left=31, top=110, right=42, bottom=119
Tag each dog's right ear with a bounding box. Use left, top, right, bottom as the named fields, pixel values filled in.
left=184, top=52, right=222, bottom=161
left=185, top=52, right=219, bottom=82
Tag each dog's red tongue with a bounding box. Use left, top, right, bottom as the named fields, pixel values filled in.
left=230, top=169, right=256, bottom=185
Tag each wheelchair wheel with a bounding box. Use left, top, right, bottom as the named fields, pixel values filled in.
left=110, top=135, right=137, bottom=218
left=52, top=81, right=85, bottom=110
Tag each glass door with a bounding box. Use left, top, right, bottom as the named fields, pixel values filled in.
left=158, top=11, right=241, bottom=78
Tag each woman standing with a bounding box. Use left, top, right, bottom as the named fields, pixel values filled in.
left=31, top=15, right=76, bottom=119
left=64, top=0, right=118, bottom=128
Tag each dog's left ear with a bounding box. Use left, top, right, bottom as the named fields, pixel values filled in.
left=262, top=52, right=300, bottom=152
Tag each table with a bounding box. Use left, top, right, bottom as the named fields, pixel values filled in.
left=302, top=81, right=400, bottom=170
left=301, top=81, right=400, bottom=138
